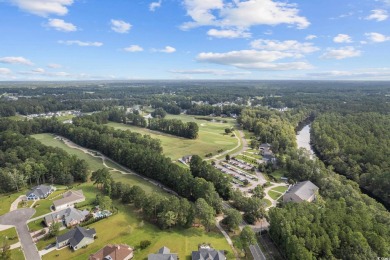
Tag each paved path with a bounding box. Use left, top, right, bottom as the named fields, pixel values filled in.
left=215, top=216, right=239, bottom=259
left=0, top=208, right=41, bottom=260
left=10, top=195, right=25, bottom=212
left=10, top=241, right=21, bottom=250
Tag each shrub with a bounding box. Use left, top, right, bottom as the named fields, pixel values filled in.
left=139, top=240, right=151, bottom=249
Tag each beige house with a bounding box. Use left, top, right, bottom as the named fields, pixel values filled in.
left=283, top=181, right=319, bottom=203
left=89, top=244, right=134, bottom=260
left=53, top=190, right=85, bottom=211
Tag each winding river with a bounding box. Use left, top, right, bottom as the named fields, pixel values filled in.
left=296, top=124, right=315, bottom=158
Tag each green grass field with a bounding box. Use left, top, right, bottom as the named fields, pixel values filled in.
left=271, top=186, right=288, bottom=193
left=262, top=199, right=272, bottom=207
left=270, top=169, right=288, bottom=182
left=10, top=248, right=25, bottom=260
left=268, top=190, right=283, bottom=200
left=0, top=227, right=19, bottom=243
left=42, top=204, right=234, bottom=260
left=107, top=114, right=238, bottom=160
left=0, top=191, right=25, bottom=215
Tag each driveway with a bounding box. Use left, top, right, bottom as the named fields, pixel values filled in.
left=10, top=195, right=25, bottom=211
left=0, top=208, right=41, bottom=260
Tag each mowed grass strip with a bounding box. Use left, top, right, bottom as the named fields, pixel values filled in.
left=270, top=186, right=288, bottom=193
left=107, top=118, right=238, bottom=160
left=32, top=134, right=168, bottom=197
left=268, top=190, right=283, bottom=200
left=42, top=204, right=234, bottom=260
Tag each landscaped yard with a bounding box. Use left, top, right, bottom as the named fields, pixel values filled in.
left=42, top=204, right=234, bottom=260
left=0, top=227, right=19, bottom=243
left=270, top=169, right=288, bottom=182
left=0, top=191, right=25, bottom=215
left=268, top=190, right=283, bottom=200
left=107, top=114, right=238, bottom=160
left=271, top=186, right=288, bottom=193
left=262, top=199, right=272, bottom=207
left=10, top=248, right=25, bottom=260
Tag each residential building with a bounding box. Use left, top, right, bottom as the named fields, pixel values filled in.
left=283, top=181, right=319, bottom=203
left=44, top=208, right=89, bottom=227
left=25, top=185, right=54, bottom=200
left=89, top=244, right=134, bottom=260
left=192, top=244, right=226, bottom=260
left=56, top=226, right=96, bottom=250
left=148, top=246, right=178, bottom=260
left=53, top=190, right=85, bottom=211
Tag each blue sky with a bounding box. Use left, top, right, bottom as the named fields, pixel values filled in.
left=0, top=0, right=390, bottom=80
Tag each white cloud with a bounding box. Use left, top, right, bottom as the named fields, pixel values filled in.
left=181, top=0, right=309, bottom=31
left=0, top=56, right=33, bottom=65
left=149, top=0, right=162, bottom=11
left=170, top=69, right=251, bottom=76
left=47, top=18, right=77, bottom=32
left=58, top=40, right=103, bottom=47
left=365, top=9, right=388, bottom=21
left=307, top=68, right=390, bottom=80
left=207, top=29, right=251, bottom=39
left=321, top=46, right=361, bottom=60
left=305, top=34, right=317, bottom=40
left=365, top=32, right=390, bottom=43
left=153, top=46, right=176, bottom=53
left=197, top=49, right=313, bottom=70
left=0, top=68, right=12, bottom=75
left=333, top=34, right=352, bottom=43
left=124, top=45, right=144, bottom=52
left=47, top=63, right=62, bottom=68
left=10, top=0, right=74, bottom=17
left=110, top=19, right=132, bottom=33
left=32, top=68, right=45, bottom=73
left=250, top=39, right=319, bottom=54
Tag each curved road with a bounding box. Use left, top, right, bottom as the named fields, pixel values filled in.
left=0, top=208, right=40, bottom=260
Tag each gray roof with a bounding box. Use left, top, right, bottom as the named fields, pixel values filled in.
left=148, top=247, right=178, bottom=260
left=192, top=248, right=226, bottom=260
left=259, top=143, right=271, bottom=149
left=26, top=185, right=52, bottom=198
left=45, top=208, right=89, bottom=226
left=285, top=181, right=319, bottom=201
left=57, top=226, right=96, bottom=247
left=53, top=190, right=85, bottom=208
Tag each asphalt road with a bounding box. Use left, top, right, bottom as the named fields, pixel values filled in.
left=0, top=208, right=41, bottom=260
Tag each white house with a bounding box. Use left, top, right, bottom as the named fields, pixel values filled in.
left=53, top=190, right=85, bottom=211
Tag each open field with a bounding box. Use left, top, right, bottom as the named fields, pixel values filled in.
left=32, top=134, right=169, bottom=197
left=107, top=114, right=238, bottom=160
left=42, top=204, right=234, bottom=260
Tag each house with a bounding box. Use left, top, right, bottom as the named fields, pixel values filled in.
left=259, top=143, right=276, bottom=163
left=283, top=181, right=319, bottom=203
left=53, top=190, right=85, bottom=211
left=192, top=244, right=226, bottom=260
left=180, top=155, right=193, bottom=164
left=56, top=226, right=96, bottom=250
left=25, top=185, right=54, bottom=200
left=259, top=143, right=271, bottom=151
left=89, top=244, right=134, bottom=260
left=148, top=246, right=178, bottom=260
left=44, top=208, right=89, bottom=227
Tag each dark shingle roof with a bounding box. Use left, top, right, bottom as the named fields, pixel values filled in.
left=26, top=185, right=52, bottom=198
left=148, top=247, right=178, bottom=260
left=57, top=226, right=95, bottom=247
left=192, top=248, right=225, bottom=260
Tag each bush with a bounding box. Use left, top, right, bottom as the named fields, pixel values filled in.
left=139, top=240, right=151, bottom=249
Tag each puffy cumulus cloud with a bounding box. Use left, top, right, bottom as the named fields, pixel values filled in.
left=0, top=68, right=12, bottom=75
left=250, top=39, right=319, bottom=54
left=197, top=50, right=313, bottom=70
left=10, top=0, right=74, bottom=17
left=110, top=19, right=132, bottom=33
left=207, top=29, right=251, bottom=38
left=153, top=46, right=176, bottom=53
left=305, top=34, right=317, bottom=40
left=58, top=40, right=103, bottom=47
left=0, top=56, right=33, bottom=65
left=149, top=0, right=162, bottom=11
left=169, top=69, right=251, bottom=76
left=181, top=0, right=309, bottom=31
left=365, top=32, right=390, bottom=43
left=307, top=68, right=390, bottom=80
left=47, top=63, right=62, bottom=68
left=124, top=45, right=144, bottom=52
left=365, top=9, right=388, bottom=21
left=333, top=34, right=352, bottom=43
left=47, top=18, right=77, bottom=32
left=321, top=46, right=361, bottom=60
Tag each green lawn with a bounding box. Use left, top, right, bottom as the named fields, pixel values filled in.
left=262, top=199, right=272, bottom=207
left=107, top=114, right=238, bottom=160
left=0, top=190, right=25, bottom=215
left=268, top=190, right=283, bottom=200
left=10, top=248, right=25, bottom=260
left=31, top=190, right=66, bottom=217
left=0, top=227, right=19, bottom=243
left=43, top=204, right=234, bottom=260
left=270, top=169, right=288, bottom=182
left=28, top=218, right=46, bottom=232
left=235, top=155, right=257, bottom=166
left=270, top=186, right=288, bottom=193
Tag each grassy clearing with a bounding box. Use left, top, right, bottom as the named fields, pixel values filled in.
left=0, top=227, right=19, bottom=243
left=271, top=186, right=288, bottom=193
left=42, top=203, right=234, bottom=260
left=31, top=190, right=66, bottom=217
left=107, top=114, right=238, bottom=160
left=268, top=191, right=283, bottom=200
left=262, top=199, right=272, bottom=207
left=0, top=191, right=26, bottom=215
left=28, top=218, right=45, bottom=232
left=235, top=155, right=257, bottom=166
left=270, top=169, right=288, bottom=182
